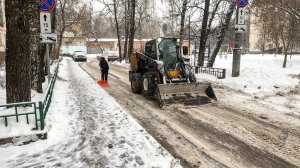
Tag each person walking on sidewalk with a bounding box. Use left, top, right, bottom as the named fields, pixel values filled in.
left=99, top=57, right=109, bottom=84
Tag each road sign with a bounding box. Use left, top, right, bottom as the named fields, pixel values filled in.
left=40, top=33, right=57, bottom=43
left=236, top=0, right=248, bottom=8
left=39, top=0, right=56, bottom=12
left=237, top=8, right=245, bottom=25
left=40, top=13, right=51, bottom=33
left=234, top=25, right=247, bottom=33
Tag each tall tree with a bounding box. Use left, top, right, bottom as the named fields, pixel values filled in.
left=198, top=0, right=210, bottom=66
left=28, top=0, right=43, bottom=93
left=279, top=14, right=298, bottom=68
left=112, top=0, right=122, bottom=62
left=56, top=0, right=81, bottom=59
left=258, top=0, right=300, bottom=21
left=254, top=0, right=299, bottom=68
left=5, top=1, right=31, bottom=103
left=127, top=0, right=136, bottom=59
left=179, top=0, right=188, bottom=46
left=207, top=2, right=235, bottom=67
left=123, top=0, right=129, bottom=60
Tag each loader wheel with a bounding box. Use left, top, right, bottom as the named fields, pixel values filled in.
left=142, top=73, right=157, bottom=99
left=189, top=73, right=197, bottom=83
left=131, top=73, right=143, bottom=93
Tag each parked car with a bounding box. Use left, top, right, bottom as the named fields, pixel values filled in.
left=72, top=51, right=87, bottom=62
left=107, top=51, right=119, bottom=61
left=61, top=51, right=72, bottom=57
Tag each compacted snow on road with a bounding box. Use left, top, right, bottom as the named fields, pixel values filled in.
left=82, top=54, right=300, bottom=168
left=0, top=58, right=182, bottom=168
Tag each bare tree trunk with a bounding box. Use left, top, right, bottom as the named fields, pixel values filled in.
left=206, top=2, right=235, bottom=67
left=49, top=7, right=56, bottom=60
left=5, top=1, right=31, bottom=103
left=179, top=0, right=188, bottom=46
left=208, top=0, right=222, bottom=33
left=283, top=51, right=288, bottom=68
left=113, top=0, right=122, bottom=62
left=282, top=43, right=289, bottom=68
left=56, top=0, right=66, bottom=61
left=39, top=44, right=46, bottom=84
left=123, top=0, right=130, bottom=60
left=128, top=0, right=136, bottom=59
left=28, top=0, right=43, bottom=93
left=56, top=25, right=65, bottom=59
left=198, top=0, right=210, bottom=66
left=51, top=7, right=58, bottom=59
left=275, top=42, right=279, bottom=57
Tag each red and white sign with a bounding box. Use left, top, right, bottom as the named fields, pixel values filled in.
left=39, top=0, right=56, bottom=12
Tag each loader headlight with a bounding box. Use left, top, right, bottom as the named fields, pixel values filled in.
left=158, top=38, right=162, bottom=43
left=176, top=39, right=180, bottom=43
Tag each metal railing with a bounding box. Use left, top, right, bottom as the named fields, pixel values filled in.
left=0, top=102, right=39, bottom=129
left=193, top=66, right=226, bottom=79
left=39, top=61, right=59, bottom=130
left=0, top=59, right=61, bottom=131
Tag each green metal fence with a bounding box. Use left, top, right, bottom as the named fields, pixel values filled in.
left=0, top=59, right=61, bottom=131
left=39, top=61, right=60, bottom=130
left=0, top=102, right=39, bottom=129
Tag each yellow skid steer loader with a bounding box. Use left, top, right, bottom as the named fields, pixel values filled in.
left=129, top=37, right=216, bottom=108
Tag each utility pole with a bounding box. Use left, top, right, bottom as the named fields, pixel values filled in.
left=232, top=24, right=242, bottom=77
left=189, top=15, right=191, bottom=56
left=232, top=0, right=248, bottom=77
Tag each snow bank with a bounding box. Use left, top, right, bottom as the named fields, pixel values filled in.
left=197, top=54, right=300, bottom=95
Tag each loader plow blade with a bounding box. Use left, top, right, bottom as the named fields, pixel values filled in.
left=156, top=82, right=217, bottom=109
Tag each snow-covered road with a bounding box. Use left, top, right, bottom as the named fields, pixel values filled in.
left=81, top=57, right=300, bottom=168
left=0, top=58, right=182, bottom=168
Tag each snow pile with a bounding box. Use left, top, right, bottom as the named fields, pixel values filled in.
left=197, top=54, right=300, bottom=95
left=112, top=59, right=130, bottom=69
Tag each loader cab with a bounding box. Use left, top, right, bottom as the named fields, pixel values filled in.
left=158, top=38, right=180, bottom=70
left=145, top=40, right=158, bottom=60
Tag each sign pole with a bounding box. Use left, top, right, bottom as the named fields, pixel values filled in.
left=232, top=0, right=248, bottom=77
left=39, top=0, right=57, bottom=85
left=232, top=6, right=242, bottom=77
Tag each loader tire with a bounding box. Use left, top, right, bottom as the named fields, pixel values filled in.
left=131, top=73, right=143, bottom=93
left=189, top=73, right=197, bottom=83
left=142, top=73, right=157, bottom=99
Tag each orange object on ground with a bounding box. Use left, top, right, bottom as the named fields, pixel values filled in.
left=97, top=80, right=109, bottom=87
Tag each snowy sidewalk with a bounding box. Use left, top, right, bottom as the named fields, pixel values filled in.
left=0, top=58, right=182, bottom=168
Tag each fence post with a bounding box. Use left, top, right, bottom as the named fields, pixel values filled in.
left=222, top=69, right=226, bottom=79
left=38, top=101, right=44, bottom=130
left=14, top=106, right=19, bottom=122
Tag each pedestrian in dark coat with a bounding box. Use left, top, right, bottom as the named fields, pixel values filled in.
left=99, top=57, right=109, bottom=82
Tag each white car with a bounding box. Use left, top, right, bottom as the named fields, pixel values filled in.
left=107, top=51, right=119, bottom=61
left=72, top=51, right=87, bottom=62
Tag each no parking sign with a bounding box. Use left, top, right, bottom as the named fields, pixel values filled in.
left=236, top=0, right=248, bottom=8
left=39, top=0, right=56, bottom=12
